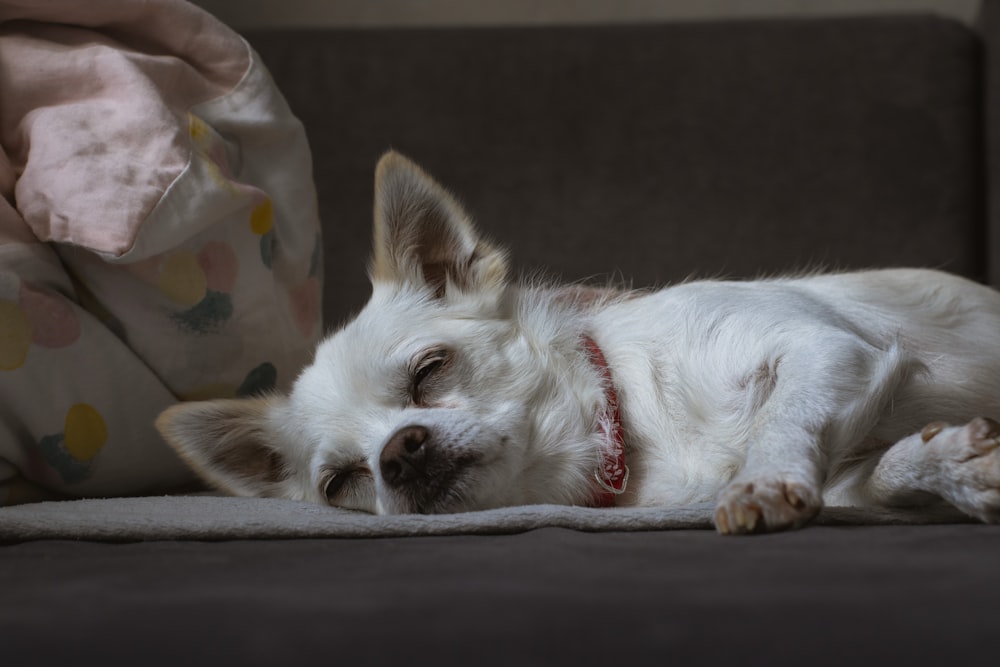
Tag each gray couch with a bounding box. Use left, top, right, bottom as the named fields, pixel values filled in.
left=4, top=10, right=1000, bottom=664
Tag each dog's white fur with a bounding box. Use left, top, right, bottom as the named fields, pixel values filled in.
left=157, top=152, right=1000, bottom=534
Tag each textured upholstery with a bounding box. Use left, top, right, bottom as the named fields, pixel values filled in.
left=247, top=17, right=986, bottom=326
left=3, top=525, right=999, bottom=664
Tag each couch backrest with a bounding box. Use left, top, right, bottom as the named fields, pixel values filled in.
left=248, top=16, right=985, bottom=326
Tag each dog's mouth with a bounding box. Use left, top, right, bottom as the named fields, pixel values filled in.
left=381, top=463, right=481, bottom=514
left=377, top=425, right=484, bottom=514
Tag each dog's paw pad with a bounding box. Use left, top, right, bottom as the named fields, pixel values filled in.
left=783, top=484, right=808, bottom=510
left=932, top=417, right=1000, bottom=523
left=714, top=477, right=821, bottom=536
left=967, top=417, right=1000, bottom=456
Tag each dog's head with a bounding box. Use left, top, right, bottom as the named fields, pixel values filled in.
left=157, top=152, right=605, bottom=513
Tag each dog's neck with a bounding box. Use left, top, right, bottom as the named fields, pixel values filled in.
left=581, top=334, right=629, bottom=507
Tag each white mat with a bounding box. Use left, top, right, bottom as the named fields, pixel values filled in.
left=0, top=496, right=972, bottom=542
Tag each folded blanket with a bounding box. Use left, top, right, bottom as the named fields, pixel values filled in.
left=0, top=0, right=322, bottom=505
left=0, top=496, right=972, bottom=542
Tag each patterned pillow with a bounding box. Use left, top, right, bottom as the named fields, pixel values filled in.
left=0, top=0, right=321, bottom=504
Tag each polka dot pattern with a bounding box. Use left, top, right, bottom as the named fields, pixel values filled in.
left=259, top=232, right=275, bottom=268
left=155, top=242, right=240, bottom=334
left=63, top=403, right=108, bottom=462
left=250, top=199, right=274, bottom=235
left=171, top=289, right=233, bottom=334
left=0, top=282, right=82, bottom=371
left=237, top=362, right=277, bottom=397
left=158, top=251, right=208, bottom=307
left=188, top=113, right=208, bottom=142
left=37, top=403, right=108, bottom=484
left=19, top=282, right=81, bottom=348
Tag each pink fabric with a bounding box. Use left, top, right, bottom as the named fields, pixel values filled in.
left=0, top=0, right=248, bottom=256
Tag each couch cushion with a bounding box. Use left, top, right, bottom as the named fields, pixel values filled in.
left=247, top=17, right=983, bottom=325
left=2, top=525, right=999, bottom=665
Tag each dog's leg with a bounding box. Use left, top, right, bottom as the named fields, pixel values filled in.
left=713, top=338, right=911, bottom=535
left=713, top=425, right=826, bottom=536
left=865, top=418, right=1000, bottom=522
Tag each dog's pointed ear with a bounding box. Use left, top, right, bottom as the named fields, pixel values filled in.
left=155, top=397, right=292, bottom=497
left=371, top=151, right=508, bottom=296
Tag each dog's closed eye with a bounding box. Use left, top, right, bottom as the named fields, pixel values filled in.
left=321, top=466, right=372, bottom=507
left=410, top=347, right=451, bottom=405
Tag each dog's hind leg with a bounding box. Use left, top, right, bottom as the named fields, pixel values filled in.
left=864, top=418, right=1000, bottom=523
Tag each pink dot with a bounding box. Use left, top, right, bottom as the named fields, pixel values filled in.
left=197, top=241, right=239, bottom=293
left=289, top=277, right=320, bottom=338
left=19, top=282, right=80, bottom=348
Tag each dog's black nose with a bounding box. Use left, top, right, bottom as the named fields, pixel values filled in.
left=380, top=425, right=430, bottom=485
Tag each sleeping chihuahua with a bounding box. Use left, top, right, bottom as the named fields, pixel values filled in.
left=157, top=151, right=1000, bottom=534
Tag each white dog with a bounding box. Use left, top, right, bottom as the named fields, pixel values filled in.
left=157, top=152, right=1000, bottom=534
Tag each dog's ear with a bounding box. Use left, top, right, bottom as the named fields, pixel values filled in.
left=155, top=397, right=293, bottom=498
left=371, top=151, right=508, bottom=296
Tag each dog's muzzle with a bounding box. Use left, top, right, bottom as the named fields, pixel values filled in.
left=376, top=423, right=480, bottom=513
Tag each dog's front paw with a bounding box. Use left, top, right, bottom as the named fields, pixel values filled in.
left=714, top=476, right=822, bottom=535
left=925, top=417, right=1000, bottom=523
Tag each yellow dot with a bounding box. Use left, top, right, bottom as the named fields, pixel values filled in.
left=188, top=114, right=208, bottom=141
left=157, top=251, right=207, bottom=307
left=250, top=199, right=274, bottom=235
left=0, top=300, right=31, bottom=371
left=64, top=403, right=108, bottom=461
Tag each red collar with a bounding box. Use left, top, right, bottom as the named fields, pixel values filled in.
left=581, top=334, right=629, bottom=507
